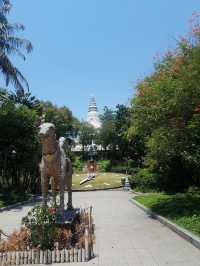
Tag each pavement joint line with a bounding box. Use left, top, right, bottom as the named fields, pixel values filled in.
left=130, top=197, right=200, bottom=251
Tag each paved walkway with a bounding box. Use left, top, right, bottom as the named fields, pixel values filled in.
left=1, top=190, right=200, bottom=265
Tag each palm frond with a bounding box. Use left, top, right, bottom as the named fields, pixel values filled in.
left=0, top=36, right=33, bottom=56
left=0, top=0, right=11, bottom=14
left=7, top=36, right=33, bottom=53
left=3, top=45, right=26, bottom=60
left=0, top=22, right=25, bottom=35
left=0, top=0, right=33, bottom=92
left=0, top=53, right=29, bottom=91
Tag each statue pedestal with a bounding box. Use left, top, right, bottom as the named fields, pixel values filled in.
left=56, top=208, right=80, bottom=226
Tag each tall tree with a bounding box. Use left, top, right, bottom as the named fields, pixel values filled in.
left=79, top=122, right=96, bottom=152
left=128, top=13, right=200, bottom=191
left=0, top=0, right=32, bottom=93
left=99, top=107, right=117, bottom=152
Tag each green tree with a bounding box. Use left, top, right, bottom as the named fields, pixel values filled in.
left=128, top=13, right=200, bottom=191
left=41, top=101, right=74, bottom=138
left=79, top=122, right=97, bottom=152
left=0, top=100, right=40, bottom=192
left=99, top=106, right=117, bottom=152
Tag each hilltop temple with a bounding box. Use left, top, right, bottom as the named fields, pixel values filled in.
left=87, top=96, right=101, bottom=129
left=72, top=96, right=101, bottom=152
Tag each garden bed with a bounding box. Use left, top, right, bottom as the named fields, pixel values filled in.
left=0, top=206, right=95, bottom=265
left=135, top=193, right=200, bottom=237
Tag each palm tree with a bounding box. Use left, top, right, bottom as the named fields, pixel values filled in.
left=0, top=0, right=33, bottom=93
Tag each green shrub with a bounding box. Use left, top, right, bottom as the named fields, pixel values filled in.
left=110, top=160, right=137, bottom=174
left=22, top=205, right=57, bottom=250
left=73, top=156, right=84, bottom=172
left=98, top=160, right=111, bottom=172
left=133, top=168, right=160, bottom=192
left=110, top=165, right=127, bottom=173
left=188, top=186, right=200, bottom=194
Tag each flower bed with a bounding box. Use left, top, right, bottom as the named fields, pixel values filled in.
left=0, top=206, right=95, bottom=265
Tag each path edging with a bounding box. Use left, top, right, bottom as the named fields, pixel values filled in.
left=0, top=195, right=41, bottom=213
left=131, top=198, right=200, bottom=250
left=73, top=185, right=123, bottom=192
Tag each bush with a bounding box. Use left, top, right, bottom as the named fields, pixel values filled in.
left=98, top=160, right=111, bottom=172
left=22, top=205, right=57, bottom=250
left=110, top=165, right=127, bottom=173
left=132, top=168, right=160, bottom=192
left=73, top=156, right=84, bottom=172
left=188, top=186, right=200, bottom=194
left=110, top=160, right=136, bottom=174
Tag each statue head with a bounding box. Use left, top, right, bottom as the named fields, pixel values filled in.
left=39, top=123, right=56, bottom=142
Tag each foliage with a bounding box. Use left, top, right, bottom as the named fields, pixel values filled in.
left=109, top=159, right=137, bottom=174
left=135, top=192, right=200, bottom=236
left=115, top=105, right=134, bottom=159
left=128, top=13, right=200, bottom=191
left=0, top=99, right=40, bottom=192
left=1, top=206, right=92, bottom=252
left=0, top=227, right=30, bottom=252
left=98, top=160, right=111, bottom=172
left=131, top=168, right=160, bottom=192
left=0, top=191, right=30, bottom=208
left=0, top=0, right=32, bottom=92
left=9, top=91, right=41, bottom=111
left=97, top=105, right=143, bottom=164
left=73, top=156, right=84, bottom=172
left=0, top=87, right=79, bottom=194
left=78, top=122, right=97, bottom=153
left=41, top=101, right=74, bottom=138
left=22, top=205, right=57, bottom=250
left=0, top=87, right=9, bottom=104
left=98, top=107, right=117, bottom=152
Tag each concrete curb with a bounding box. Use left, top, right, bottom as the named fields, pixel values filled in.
left=0, top=195, right=42, bottom=213
left=72, top=186, right=123, bottom=192
left=132, top=191, right=144, bottom=196
left=131, top=198, right=200, bottom=250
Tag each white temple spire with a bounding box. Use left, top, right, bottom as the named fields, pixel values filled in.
left=87, top=96, right=101, bottom=129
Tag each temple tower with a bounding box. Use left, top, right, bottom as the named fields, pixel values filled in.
left=87, top=96, right=101, bottom=129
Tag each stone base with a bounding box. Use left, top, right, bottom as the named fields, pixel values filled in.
left=56, top=208, right=80, bottom=225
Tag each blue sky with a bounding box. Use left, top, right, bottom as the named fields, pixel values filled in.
left=8, top=0, right=200, bottom=119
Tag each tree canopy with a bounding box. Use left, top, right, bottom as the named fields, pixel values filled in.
left=128, top=13, right=200, bottom=191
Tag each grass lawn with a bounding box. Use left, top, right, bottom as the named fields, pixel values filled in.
left=0, top=191, right=31, bottom=208
left=72, top=172, right=125, bottom=190
left=135, top=193, right=200, bottom=237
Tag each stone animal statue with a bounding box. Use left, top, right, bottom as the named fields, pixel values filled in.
left=39, top=123, right=73, bottom=216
